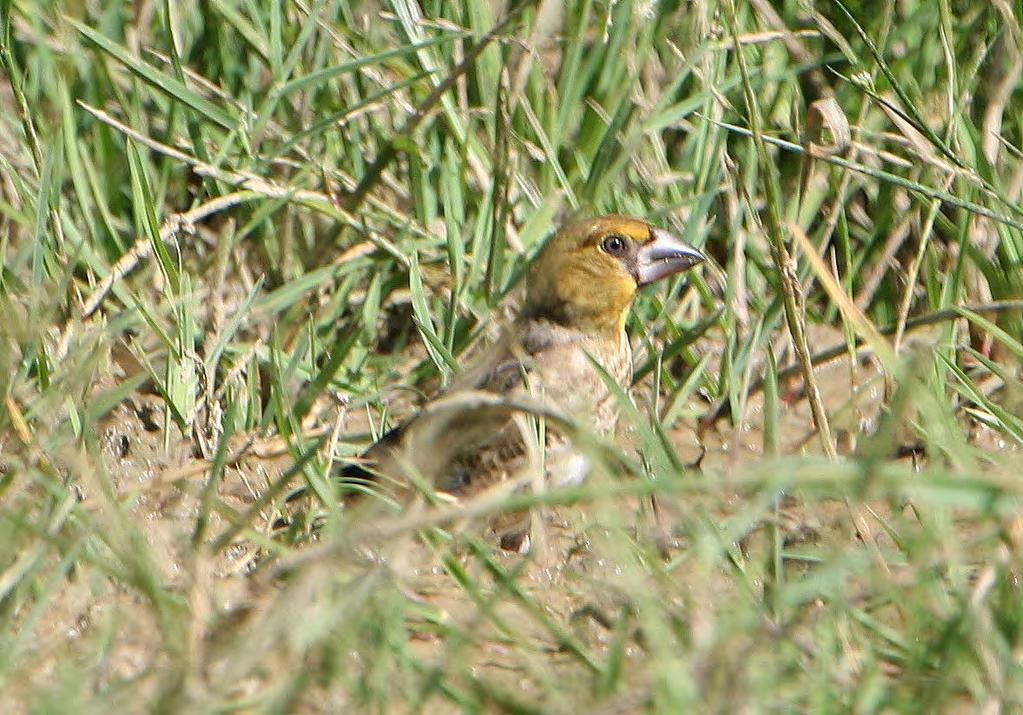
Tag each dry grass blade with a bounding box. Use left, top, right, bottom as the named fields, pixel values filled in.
left=724, top=0, right=836, bottom=459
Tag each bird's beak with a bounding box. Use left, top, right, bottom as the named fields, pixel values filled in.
left=635, top=228, right=705, bottom=286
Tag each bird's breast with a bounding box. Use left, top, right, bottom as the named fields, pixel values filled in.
left=527, top=332, right=631, bottom=435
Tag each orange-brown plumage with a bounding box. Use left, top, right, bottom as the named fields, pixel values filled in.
left=338, top=215, right=704, bottom=549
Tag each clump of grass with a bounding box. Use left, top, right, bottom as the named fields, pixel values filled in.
left=2, top=0, right=1023, bottom=711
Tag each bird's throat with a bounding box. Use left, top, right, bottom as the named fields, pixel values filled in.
left=522, top=293, right=630, bottom=343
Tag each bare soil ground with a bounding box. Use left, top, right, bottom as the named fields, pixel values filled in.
left=12, top=321, right=1014, bottom=712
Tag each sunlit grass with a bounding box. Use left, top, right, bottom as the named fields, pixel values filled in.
left=1, top=0, right=1023, bottom=710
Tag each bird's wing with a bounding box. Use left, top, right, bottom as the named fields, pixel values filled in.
left=337, top=320, right=588, bottom=498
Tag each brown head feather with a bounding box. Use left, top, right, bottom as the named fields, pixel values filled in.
left=523, top=215, right=704, bottom=341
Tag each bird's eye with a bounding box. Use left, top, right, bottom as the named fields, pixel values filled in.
left=601, top=235, right=627, bottom=255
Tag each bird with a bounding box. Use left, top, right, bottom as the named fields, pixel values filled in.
left=334, top=215, right=705, bottom=551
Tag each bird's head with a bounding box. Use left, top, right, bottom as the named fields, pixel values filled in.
left=523, top=215, right=705, bottom=339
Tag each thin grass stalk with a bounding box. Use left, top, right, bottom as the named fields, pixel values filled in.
left=723, top=0, right=837, bottom=459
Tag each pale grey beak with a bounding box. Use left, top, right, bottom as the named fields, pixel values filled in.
left=635, top=227, right=705, bottom=286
